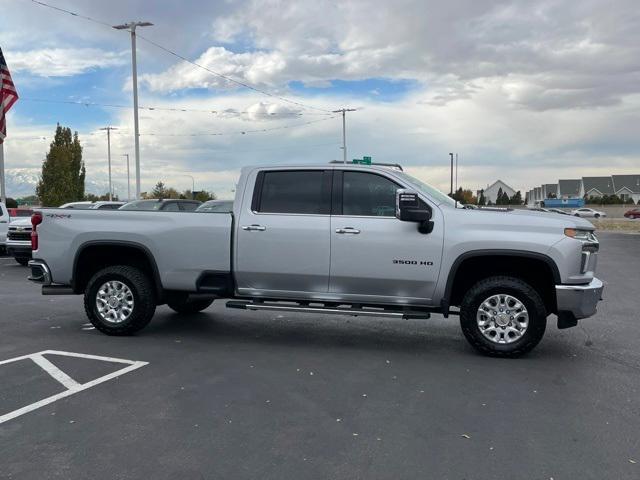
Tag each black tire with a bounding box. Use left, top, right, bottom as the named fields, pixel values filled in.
left=167, top=294, right=214, bottom=314
left=15, top=257, right=29, bottom=266
left=460, top=276, right=547, bottom=357
left=594, top=213, right=600, bottom=218
left=84, top=265, right=156, bottom=335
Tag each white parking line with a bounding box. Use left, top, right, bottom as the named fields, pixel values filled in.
left=0, top=350, right=148, bottom=425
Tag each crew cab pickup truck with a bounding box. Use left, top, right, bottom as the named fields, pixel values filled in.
left=27, top=163, right=604, bottom=357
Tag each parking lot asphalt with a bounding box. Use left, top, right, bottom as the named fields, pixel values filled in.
left=1, top=232, right=639, bottom=480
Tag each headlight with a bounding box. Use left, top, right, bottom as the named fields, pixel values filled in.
left=565, top=228, right=599, bottom=252
left=564, top=228, right=595, bottom=241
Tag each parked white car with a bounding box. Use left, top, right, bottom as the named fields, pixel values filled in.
left=0, top=202, right=9, bottom=253
left=571, top=208, right=606, bottom=218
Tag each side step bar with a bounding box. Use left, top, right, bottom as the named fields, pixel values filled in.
left=226, top=300, right=431, bottom=320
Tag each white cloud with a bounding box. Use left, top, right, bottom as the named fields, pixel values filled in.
left=10, top=48, right=127, bottom=77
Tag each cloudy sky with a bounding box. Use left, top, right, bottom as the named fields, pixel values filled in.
left=1, top=0, right=638, bottom=199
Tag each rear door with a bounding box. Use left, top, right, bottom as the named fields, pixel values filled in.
left=235, top=169, right=332, bottom=296
left=329, top=170, right=444, bottom=304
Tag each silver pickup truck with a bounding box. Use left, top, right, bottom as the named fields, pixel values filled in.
left=28, top=163, right=603, bottom=357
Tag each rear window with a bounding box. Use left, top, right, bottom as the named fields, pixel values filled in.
left=256, top=171, right=327, bottom=214
left=120, top=200, right=164, bottom=211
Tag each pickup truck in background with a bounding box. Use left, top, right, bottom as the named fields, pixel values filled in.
left=27, top=163, right=604, bottom=357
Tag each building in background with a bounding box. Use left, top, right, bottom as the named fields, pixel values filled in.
left=558, top=179, right=582, bottom=199
left=477, top=180, right=515, bottom=204
left=611, top=175, right=640, bottom=204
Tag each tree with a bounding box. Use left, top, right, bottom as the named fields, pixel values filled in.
left=183, top=190, right=217, bottom=202
left=5, top=198, right=17, bottom=208
left=510, top=191, right=523, bottom=205
left=500, top=191, right=510, bottom=205
left=496, top=187, right=504, bottom=205
left=36, top=124, right=85, bottom=206
left=478, top=189, right=486, bottom=206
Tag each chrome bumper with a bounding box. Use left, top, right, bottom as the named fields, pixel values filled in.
left=28, top=260, right=52, bottom=285
left=556, top=277, right=604, bottom=319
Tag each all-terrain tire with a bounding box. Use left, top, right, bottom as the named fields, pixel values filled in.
left=460, top=276, right=547, bottom=358
left=84, top=265, right=156, bottom=335
left=167, top=294, right=214, bottom=314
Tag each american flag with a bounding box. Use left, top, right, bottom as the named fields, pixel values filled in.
left=1, top=48, right=19, bottom=144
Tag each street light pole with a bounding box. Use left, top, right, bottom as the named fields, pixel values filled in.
left=113, top=21, right=153, bottom=200
left=122, top=154, right=130, bottom=201
left=99, top=127, right=118, bottom=201
left=332, top=108, right=356, bottom=164
left=183, top=174, right=195, bottom=198
left=449, top=152, right=454, bottom=196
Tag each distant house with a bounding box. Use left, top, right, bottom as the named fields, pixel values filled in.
left=558, top=179, right=582, bottom=199
left=542, top=184, right=558, bottom=198
left=612, top=175, right=640, bottom=204
left=582, top=177, right=615, bottom=198
left=477, top=180, right=516, bottom=204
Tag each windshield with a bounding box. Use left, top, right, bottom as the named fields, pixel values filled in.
left=394, top=171, right=457, bottom=207
left=119, top=200, right=164, bottom=211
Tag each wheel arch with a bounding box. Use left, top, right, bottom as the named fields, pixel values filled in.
left=72, top=240, right=163, bottom=297
left=442, top=250, right=560, bottom=315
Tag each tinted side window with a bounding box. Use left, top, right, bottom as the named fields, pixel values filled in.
left=162, top=202, right=180, bottom=212
left=258, top=171, right=326, bottom=214
left=342, top=172, right=399, bottom=216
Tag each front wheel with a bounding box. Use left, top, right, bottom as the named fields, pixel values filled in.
left=594, top=213, right=600, bottom=218
left=15, top=257, right=29, bottom=266
left=84, top=265, right=156, bottom=335
left=167, top=294, right=214, bottom=314
left=459, top=276, right=547, bottom=357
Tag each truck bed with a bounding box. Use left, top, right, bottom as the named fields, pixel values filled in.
left=34, top=210, right=233, bottom=291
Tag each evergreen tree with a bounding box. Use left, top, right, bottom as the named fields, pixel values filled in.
left=510, top=191, right=523, bottom=205
left=36, top=124, right=85, bottom=206
left=478, top=189, right=486, bottom=206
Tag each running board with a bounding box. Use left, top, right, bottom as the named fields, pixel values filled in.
left=226, top=300, right=431, bottom=319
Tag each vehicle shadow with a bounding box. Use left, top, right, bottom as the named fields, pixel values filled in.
left=142, top=308, right=569, bottom=360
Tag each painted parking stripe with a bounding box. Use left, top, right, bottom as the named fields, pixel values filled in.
left=0, top=350, right=148, bottom=425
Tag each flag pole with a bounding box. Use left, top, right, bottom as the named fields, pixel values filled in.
left=0, top=142, right=6, bottom=204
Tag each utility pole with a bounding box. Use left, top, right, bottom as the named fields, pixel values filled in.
left=332, top=108, right=356, bottom=164
left=0, top=143, right=5, bottom=205
left=99, top=127, right=118, bottom=201
left=122, top=154, right=130, bottom=201
left=449, top=153, right=454, bottom=196
left=183, top=174, right=195, bottom=198
left=113, top=20, right=153, bottom=200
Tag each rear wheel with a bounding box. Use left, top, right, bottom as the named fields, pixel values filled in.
left=594, top=213, right=600, bottom=218
left=460, top=276, right=547, bottom=357
left=167, top=294, right=214, bottom=313
left=84, top=265, right=156, bottom=335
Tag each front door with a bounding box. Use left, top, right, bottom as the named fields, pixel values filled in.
left=329, top=170, right=444, bottom=304
left=235, top=169, right=332, bottom=296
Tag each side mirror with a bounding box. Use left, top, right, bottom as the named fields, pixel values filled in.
left=396, top=189, right=434, bottom=234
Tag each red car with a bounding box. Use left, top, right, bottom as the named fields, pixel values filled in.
left=624, top=208, right=640, bottom=219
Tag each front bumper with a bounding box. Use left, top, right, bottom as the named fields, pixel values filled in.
left=556, top=277, right=604, bottom=320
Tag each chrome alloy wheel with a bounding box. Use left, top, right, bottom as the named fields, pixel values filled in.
left=476, top=294, right=529, bottom=344
left=96, top=280, right=135, bottom=324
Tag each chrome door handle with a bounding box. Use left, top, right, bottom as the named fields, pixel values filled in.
left=242, top=224, right=266, bottom=231
left=335, top=227, right=360, bottom=234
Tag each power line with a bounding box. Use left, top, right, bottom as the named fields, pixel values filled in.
left=20, top=97, right=331, bottom=116
left=135, top=34, right=332, bottom=113
left=27, top=0, right=332, bottom=113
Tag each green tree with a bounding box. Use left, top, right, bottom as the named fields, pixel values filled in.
left=183, top=190, right=217, bottom=202
left=36, top=124, right=85, bottom=206
left=496, top=187, right=504, bottom=205
left=510, top=191, right=523, bottom=205
left=501, top=191, right=510, bottom=205
left=478, top=189, right=486, bottom=206
left=5, top=198, right=18, bottom=208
